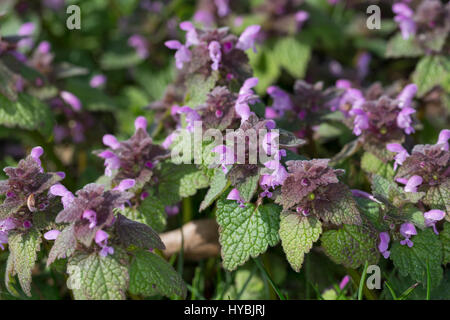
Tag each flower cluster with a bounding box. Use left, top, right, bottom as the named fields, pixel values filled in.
left=96, top=116, right=169, bottom=185
left=165, top=22, right=258, bottom=83
left=266, top=81, right=340, bottom=134
left=0, top=147, right=63, bottom=248
left=337, top=82, right=418, bottom=160
left=275, top=159, right=361, bottom=225
left=393, top=0, right=450, bottom=52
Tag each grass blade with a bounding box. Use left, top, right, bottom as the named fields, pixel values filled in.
left=358, top=260, right=369, bottom=300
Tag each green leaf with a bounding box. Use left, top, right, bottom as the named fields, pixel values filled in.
left=312, top=183, right=362, bottom=225
left=412, top=55, right=450, bottom=97
left=391, top=229, right=443, bottom=289
left=184, top=72, right=218, bottom=108
left=6, top=229, right=42, bottom=296
left=422, top=180, right=450, bottom=220
left=0, top=92, right=54, bottom=136
left=67, top=249, right=129, bottom=300
left=236, top=173, right=259, bottom=203
left=156, top=162, right=198, bottom=205
left=129, top=249, right=186, bottom=298
left=248, top=47, right=280, bottom=94
left=100, top=49, right=144, bottom=70
left=179, top=169, right=210, bottom=198
left=272, top=37, right=311, bottom=79
left=137, top=195, right=168, bottom=232
left=47, top=224, right=76, bottom=266
left=199, top=169, right=229, bottom=211
left=355, top=197, right=387, bottom=231
left=216, top=198, right=281, bottom=270
left=0, top=61, right=18, bottom=101
left=361, top=152, right=394, bottom=179
left=279, top=213, right=322, bottom=272
left=321, top=225, right=379, bottom=269
left=440, top=222, right=450, bottom=265
left=115, top=214, right=165, bottom=250
left=385, top=33, right=424, bottom=58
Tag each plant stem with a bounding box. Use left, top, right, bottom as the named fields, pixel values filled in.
left=254, top=257, right=286, bottom=300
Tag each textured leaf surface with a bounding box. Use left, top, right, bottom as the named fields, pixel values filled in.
left=129, top=249, right=186, bottom=298
left=137, top=195, right=168, bottom=232
left=184, top=72, right=218, bottom=108
left=236, top=173, right=259, bottom=203
left=385, top=33, right=424, bottom=58
left=179, top=169, right=210, bottom=198
left=157, top=162, right=198, bottom=205
left=0, top=92, right=54, bottom=136
left=7, top=229, right=42, bottom=296
left=321, top=225, right=379, bottom=268
left=199, top=169, right=229, bottom=211
left=361, top=152, right=394, bottom=179
left=423, top=180, right=450, bottom=220
left=391, top=229, right=443, bottom=289
left=216, top=198, right=281, bottom=270
left=412, top=55, right=450, bottom=97
left=115, top=214, right=165, bottom=250
left=47, top=224, right=76, bottom=266
left=279, top=213, right=322, bottom=272
left=67, top=249, right=129, bottom=300
left=312, top=183, right=362, bottom=225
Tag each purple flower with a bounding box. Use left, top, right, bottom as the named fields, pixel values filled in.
left=436, top=129, right=450, bottom=151
left=266, top=86, right=293, bottom=118
left=260, top=160, right=288, bottom=198
left=18, top=22, right=35, bottom=48
left=179, top=21, right=199, bottom=47
left=98, top=150, right=121, bottom=176
left=128, top=34, right=149, bottom=59
left=212, top=144, right=235, bottom=173
left=176, top=106, right=200, bottom=132
left=235, top=78, right=258, bottom=123
left=134, top=116, right=147, bottom=131
left=194, top=10, right=215, bottom=28
left=95, top=230, right=114, bottom=257
left=227, top=188, right=245, bottom=207
left=114, top=179, right=136, bottom=192
left=44, top=229, right=61, bottom=240
left=162, top=132, right=178, bottom=149
left=215, top=0, right=230, bottom=17
left=403, top=175, right=422, bottom=193
left=60, top=91, right=82, bottom=111
left=37, top=41, right=51, bottom=54
left=49, top=184, right=75, bottom=209
left=393, top=3, right=416, bottom=40
left=387, top=143, right=409, bottom=170
left=295, top=11, right=309, bottom=31
left=397, top=107, right=415, bottom=134
left=378, top=232, right=391, bottom=259
left=90, top=74, right=106, bottom=88
left=165, top=40, right=192, bottom=69
left=399, top=222, right=417, bottom=247
left=351, top=189, right=381, bottom=203
left=424, top=209, right=445, bottom=235
left=339, top=275, right=350, bottom=290
left=350, top=108, right=369, bottom=136
left=0, top=232, right=8, bottom=250
left=397, top=84, right=417, bottom=109
left=208, top=41, right=221, bottom=71
left=82, top=210, right=97, bottom=229
left=338, top=87, right=365, bottom=116
left=31, top=146, right=44, bottom=171
left=236, top=25, right=261, bottom=52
